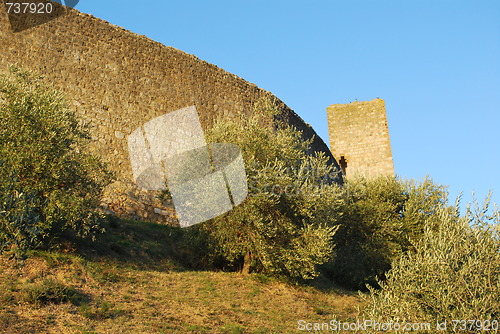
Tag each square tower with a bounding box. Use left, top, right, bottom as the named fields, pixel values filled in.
left=326, top=98, right=394, bottom=178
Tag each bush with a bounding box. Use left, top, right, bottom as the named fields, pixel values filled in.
left=200, top=99, right=341, bottom=280
left=323, top=176, right=449, bottom=290
left=363, top=195, right=499, bottom=331
left=21, top=279, right=84, bottom=306
left=0, top=167, right=46, bottom=257
left=0, top=66, right=112, bottom=259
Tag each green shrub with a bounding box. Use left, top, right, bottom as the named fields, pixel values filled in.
left=323, top=176, right=449, bottom=290
left=0, top=167, right=46, bottom=258
left=78, top=300, right=120, bottom=320
left=21, top=279, right=84, bottom=305
left=363, top=195, right=499, bottom=331
left=0, top=65, right=112, bottom=259
left=323, top=176, right=407, bottom=289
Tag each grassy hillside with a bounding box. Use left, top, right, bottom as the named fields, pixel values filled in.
left=0, top=218, right=363, bottom=333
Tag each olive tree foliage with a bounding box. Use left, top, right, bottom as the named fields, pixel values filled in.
left=0, top=66, right=112, bottom=259
left=0, top=165, right=45, bottom=258
left=363, top=194, right=499, bottom=331
left=323, top=176, right=450, bottom=290
left=200, top=99, right=341, bottom=280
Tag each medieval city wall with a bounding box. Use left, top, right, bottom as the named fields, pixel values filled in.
left=0, top=1, right=338, bottom=223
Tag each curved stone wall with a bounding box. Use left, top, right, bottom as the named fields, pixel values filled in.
left=0, top=1, right=340, bottom=223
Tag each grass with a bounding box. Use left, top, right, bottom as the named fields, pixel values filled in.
left=0, top=218, right=364, bottom=333
left=20, top=278, right=85, bottom=306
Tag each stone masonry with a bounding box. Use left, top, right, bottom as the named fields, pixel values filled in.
left=0, top=0, right=341, bottom=224
left=326, top=99, right=394, bottom=178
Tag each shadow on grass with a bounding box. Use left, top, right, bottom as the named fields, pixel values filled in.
left=305, top=272, right=361, bottom=296
left=65, top=216, right=360, bottom=294
left=71, top=216, right=211, bottom=272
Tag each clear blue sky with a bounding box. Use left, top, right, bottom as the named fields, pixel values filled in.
left=74, top=0, right=499, bottom=210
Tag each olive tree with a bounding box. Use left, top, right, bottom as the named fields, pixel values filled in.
left=363, top=195, right=499, bottom=331
left=200, top=99, right=341, bottom=280
left=0, top=66, right=112, bottom=259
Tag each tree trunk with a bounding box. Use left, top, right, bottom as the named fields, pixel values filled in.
left=242, top=251, right=253, bottom=274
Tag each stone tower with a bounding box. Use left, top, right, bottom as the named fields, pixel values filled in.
left=326, top=98, right=394, bottom=178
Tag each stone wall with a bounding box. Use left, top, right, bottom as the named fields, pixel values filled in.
left=326, top=99, right=394, bottom=178
left=0, top=0, right=340, bottom=224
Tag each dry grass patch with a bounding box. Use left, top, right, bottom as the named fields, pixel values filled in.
left=0, top=252, right=363, bottom=333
